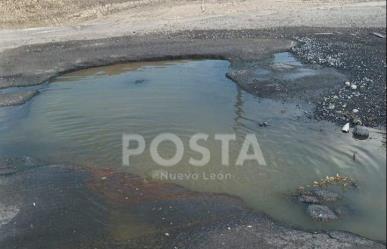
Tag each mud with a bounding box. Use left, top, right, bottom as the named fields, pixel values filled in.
left=0, top=90, right=38, bottom=107
left=0, top=161, right=385, bottom=249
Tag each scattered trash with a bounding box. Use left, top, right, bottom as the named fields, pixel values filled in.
left=352, top=118, right=362, bottom=126
left=352, top=109, right=359, bottom=114
left=328, top=103, right=335, bottom=110
left=371, top=32, right=386, bottom=38
left=350, top=84, right=357, bottom=90
left=259, top=121, right=269, bottom=127
left=299, top=174, right=357, bottom=189
left=342, top=123, right=350, bottom=133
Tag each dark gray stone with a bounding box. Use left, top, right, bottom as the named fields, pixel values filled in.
left=334, top=205, right=357, bottom=217
left=298, top=194, right=321, bottom=204
left=307, top=205, right=338, bottom=222
left=311, top=189, right=340, bottom=202
left=353, top=125, right=370, bottom=140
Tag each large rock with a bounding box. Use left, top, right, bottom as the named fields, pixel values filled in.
left=298, top=193, right=321, bottom=204
left=307, top=205, right=338, bottom=222
left=353, top=125, right=370, bottom=140
left=297, top=188, right=340, bottom=204
left=334, top=204, right=357, bottom=217
left=311, top=189, right=340, bottom=202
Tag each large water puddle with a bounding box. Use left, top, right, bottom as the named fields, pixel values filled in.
left=0, top=55, right=386, bottom=241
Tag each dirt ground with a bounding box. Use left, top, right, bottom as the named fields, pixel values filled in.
left=1, top=0, right=386, bottom=29
left=0, top=0, right=150, bottom=27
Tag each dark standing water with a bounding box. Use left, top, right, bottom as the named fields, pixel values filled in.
left=0, top=56, right=386, bottom=241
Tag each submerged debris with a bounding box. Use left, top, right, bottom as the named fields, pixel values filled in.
left=298, top=193, right=321, bottom=204
left=307, top=205, right=338, bottom=222
left=296, top=178, right=354, bottom=222
left=299, top=174, right=357, bottom=190
left=134, top=79, right=146, bottom=84
left=0, top=156, right=43, bottom=176
left=295, top=174, right=358, bottom=222
left=311, top=189, right=340, bottom=202
left=297, top=188, right=341, bottom=204
left=258, top=121, right=269, bottom=127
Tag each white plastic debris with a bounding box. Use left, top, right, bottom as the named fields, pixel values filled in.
left=351, top=84, right=357, bottom=90
left=345, top=81, right=351, bottom=87
left=328, top=103, right=335, bottom=110
left=353, top=109, right=359, bottom=114
left=371, top=32, right=386, bottom=38
left=342, top=123, right=350, bottom=133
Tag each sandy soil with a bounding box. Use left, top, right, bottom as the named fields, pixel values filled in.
left=0, top=0, right=150, bottom=27
left=1, top=0, right=385, bottom=29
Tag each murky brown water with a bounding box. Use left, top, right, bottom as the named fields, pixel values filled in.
left=0, top=55, right=386, bottom=241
